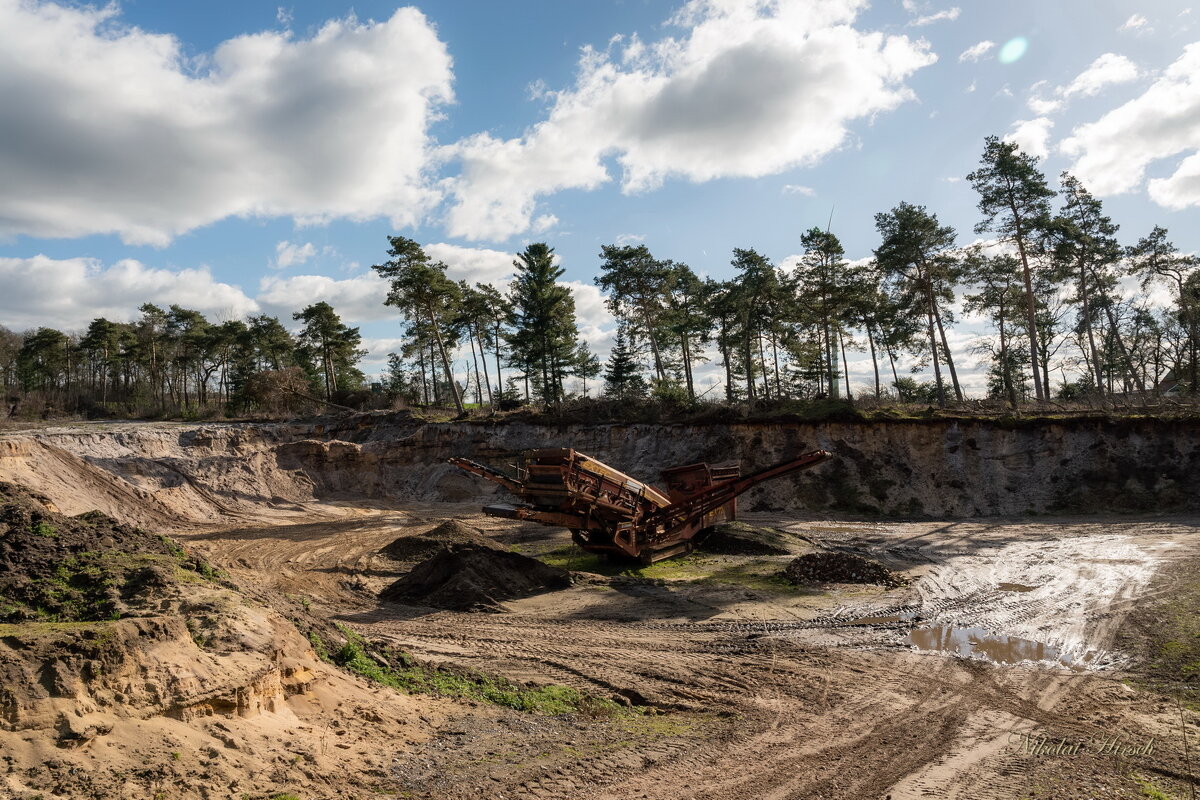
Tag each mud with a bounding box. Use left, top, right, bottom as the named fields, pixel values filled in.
left=380, top=542, right=572, bottom=611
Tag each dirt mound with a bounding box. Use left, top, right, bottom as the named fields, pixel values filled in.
left=0, top=481, right=216, bottom=622
left=697, top=521, right=797, bottom=555
left=380, top=543, right=571, bottom=611
left=380, top=519, right=500, bottom=563
left=780, top=551, right=907, bottom=588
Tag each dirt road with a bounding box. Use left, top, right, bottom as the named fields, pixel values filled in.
left=180, top=509, right=1200, bottom=799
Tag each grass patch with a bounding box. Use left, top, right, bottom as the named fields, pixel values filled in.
left=31, top=521, right=57, bottom=538
left=324, top=625, right=629, bottom=717
left=1133, top=773, right=1180, bottom=800
left=2, top=550, right=215, bottom=623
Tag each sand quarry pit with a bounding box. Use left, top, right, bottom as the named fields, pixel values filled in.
left=0, top=420, right=1198, bottom=799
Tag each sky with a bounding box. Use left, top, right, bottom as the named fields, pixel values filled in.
left=1, top=0, right=1197, bottom=396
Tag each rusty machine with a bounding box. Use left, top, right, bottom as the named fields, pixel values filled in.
left=448, top=448, right=832, bottom=563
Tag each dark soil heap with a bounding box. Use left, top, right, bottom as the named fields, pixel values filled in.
left=697, top=521, right=796, bottom=555
left=380, top=543, right=572, bottom=611
left=0, top=481, right=214, bottom=623
left=780, top=551, right=907, bottom=588
left=380, top=519, right=501, bottom=564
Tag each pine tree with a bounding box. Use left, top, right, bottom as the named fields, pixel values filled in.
left=372, top=237, right=465, bottom=414
left=506, top=243, right=586, bottom=404
left=292, top=302, right=366, bottom=401
left=873, top=202, right=964, bottom=406
left=1128, top=226, right=1199, bottom=395
left=968, top=136, right=1055, bottom=401
left=596, top=244, right=674, bottom=382
left=791, top=229, right=858, bottom=399
left=603, top=327, right=647, bottom=401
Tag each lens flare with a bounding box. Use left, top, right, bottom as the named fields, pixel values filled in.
left=998, top=37, right=1028, bottom=64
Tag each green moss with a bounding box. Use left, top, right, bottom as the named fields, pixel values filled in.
left=326, top=625, right=626, bottom=717
left=306, top=631, right=329, bottom=661
left=31, top=521, right=56, bottom=538
left=1133, top=773, right=1179, bottom=800
left=1, top=549, right=216, bottom=623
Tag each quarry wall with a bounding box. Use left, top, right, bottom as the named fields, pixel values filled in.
left=2, top=414, right=1196, bottom=522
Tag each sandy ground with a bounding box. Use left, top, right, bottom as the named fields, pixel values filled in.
left=175, top=506, right=1200, bottom=800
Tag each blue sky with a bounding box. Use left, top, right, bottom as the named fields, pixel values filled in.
left=1, top=0, right=1197, bottom=393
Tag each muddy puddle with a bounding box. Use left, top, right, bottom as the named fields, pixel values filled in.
left=906, top=624, right=1081, bottom=667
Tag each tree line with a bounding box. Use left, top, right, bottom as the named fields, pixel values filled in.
left=1, top=301, right=365, bottom=418
left=379, top=136, right=1198, bottom=409
left=2, top=134, right=1197, bottom=419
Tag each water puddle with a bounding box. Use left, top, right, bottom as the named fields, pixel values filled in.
left=997, top=582, right=1038, bottom=592
left=907, top=624, right=1074, bottom=666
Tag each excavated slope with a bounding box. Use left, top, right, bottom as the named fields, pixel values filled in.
left=0, top=414, right=1196, bottom=523
left=0, top=481, right=444, bottom=799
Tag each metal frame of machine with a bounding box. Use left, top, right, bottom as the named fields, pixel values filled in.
left=449, top=448, right=832, bottom=563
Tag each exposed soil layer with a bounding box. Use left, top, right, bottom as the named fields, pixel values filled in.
left=0, top=481, right=214, bottom=622
left=3, top=415, right=1200, bottom=522
left=379, top=518, right=501, bottom=564
left=780, top=550, right=908, bottom=588
left=381, top=542, right=572, bottom=611
left=696, top=521, right=798, bottom=555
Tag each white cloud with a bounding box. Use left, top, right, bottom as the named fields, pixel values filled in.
left=443, top=0, right=936, bottom=241
left=965, top=80, right=976, bottom=93
left=1060, top=53, right=1139, bottom=99
left=1060, top=43, right=1200, bottom=205
left=1148, top=151, right=1200, bottom=210
left=1027, top=95, right=1062, bottom=115
left=907, top=7, right=960, bottom=27
left=0, top=255, right=258, bottom=330
left=531, top=214, right=559, bottom=233
left=782, top=184, right=817, bottom=196
left=257, top=272, right=392, bottom=323
left=423, top=242, right=516, bottom=286
left=0, top=2, right=453, bottom=245
left=1120, top=13, right=1148, bottom=32
left=958, top=40, right=995, bottom=62
left=563, top=280, right=617, bottom=353
left=273, top=240, right=317, bottom=269
left=1024, top=53, right=1138, bottom=119
left=614, top=233, right=646, bottom=244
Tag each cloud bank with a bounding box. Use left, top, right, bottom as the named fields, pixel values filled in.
left=0, top=1, right=453, bottom=245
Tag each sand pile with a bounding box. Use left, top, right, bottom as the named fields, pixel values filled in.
left=697, top=521, right=796, bottom=555
left=380, top=519, right=500, bottom=564
left=380, top=543, right=571, bottom=611
left=780, top=551, right=907, bottom=588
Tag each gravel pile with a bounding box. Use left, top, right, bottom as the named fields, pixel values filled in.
left=779, top=551, right=907, bottom=588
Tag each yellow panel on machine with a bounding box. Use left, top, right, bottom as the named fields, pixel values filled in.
left=448, top=448, right=832, bottom=563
